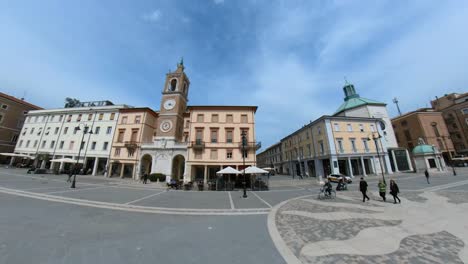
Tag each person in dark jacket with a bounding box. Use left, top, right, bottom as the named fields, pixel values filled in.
left=424, top=169, right=430, bottom=184
left=359, top=177, right=370, bottom=202
left=390, top=179, right=401, bottom=204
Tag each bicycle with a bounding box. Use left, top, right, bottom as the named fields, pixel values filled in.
left=318, top=186, right=336, bottom=200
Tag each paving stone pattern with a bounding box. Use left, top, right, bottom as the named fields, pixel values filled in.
left=302, top=231, right=465, bottom=264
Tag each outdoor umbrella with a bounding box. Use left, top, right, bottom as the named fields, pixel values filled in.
left=0, top=153, right=32, bottom=159
left=241, top=166, right=269, bottom=190
left=216, top=166, right=240, bottom=190
left=49, top=158, right=83, bottom=163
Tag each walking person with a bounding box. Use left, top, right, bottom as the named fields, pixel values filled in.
left=143, top=173, right=148, bottom=184
left=390, top=179, right=401, bottom=204
left=359, top=177, right=370, bottom=202
left=378, top=179, right=386, bottom=202
left=67, top=166, right=73, bottom=182
left=425, top=169, right=430, bottom=184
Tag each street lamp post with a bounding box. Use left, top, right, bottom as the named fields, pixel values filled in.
left=241, top=131, right=248, bottom=198
left=368, top=132, right=386, bottom=182
left=71, top=124, right=92, bottom=188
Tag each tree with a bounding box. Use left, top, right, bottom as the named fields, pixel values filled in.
left=64, top=97, right=81, bottom=108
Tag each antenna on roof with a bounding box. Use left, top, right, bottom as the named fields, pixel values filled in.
left=344, top=76, right=349, bottom=85
left=392, top=97, right=402, bottom=116
left=21, top=91, right=27, bottom=101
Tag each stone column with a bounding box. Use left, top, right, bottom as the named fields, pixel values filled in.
left=40, top=159, right=46, bottom=169
left=303, top=160, right=309, bottom=177
left=405, top=149, right=413, bottom=171
left=120, top=164, right=125, bottom=178
left=384, top=153, right=394, bottom=174
left=92, top=157, right=99, bottom=176
left=203, top=165, right=208, bottom=184
left=331, top=156, right=340, bottom=174
left=390, top=150, right=399, bottom=172
left=314, top=159, right=324, bottom=183
left=360, top=156, right=367, bottom=176
left=9, top=157, right=15, bottom=166
left=347, top=157, right=353, bottom=177
left=299, top=159, right=304, bottom=178
left=370, top=157, right=377, bottom=175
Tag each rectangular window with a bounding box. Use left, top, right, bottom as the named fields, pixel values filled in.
left=226, top=114, right=233, bottom=123
left=128, top=149, right=134, bottom=157
left=49, top=141, right=55, bottom=149
left=22, top=128, right=27, bottom=135
left=67, top=115, right=72, bottom=122
left=185, top=120, right=190, bottom=128
left=26, top=140, right=30, bottom=148
left=59, top=141, right=64, bottom=149
left=226, top=130, right=233, bottom=143
left=362, top=139, right=369, bottom=152
left=350, top=138, right=357, bottom=152
left=41, top=140, right=46, bottom=149
left=135, top=115, right=141, bottom=124
left=110, top=113, right=115, bottom=120
left=106, top=126, right=112, bottom=134
left=347, top=124, right=353, bottom=132
left=54, top=127, right=59, bottom=135
left=196, top=129, right=203, bottom=141
left=197, top=114, right=204, bottom=122
left=87, top=114, right=93, bottom=121
left=211, top=114, right=218, bottom=122
left=359, top=124, right=364, bottom=132
left=59, top=115, right=63, bottom=122
left=69, top=141, right=75, bottom=150
left=210, top=129, right=218, bottom=143
left=91, top=141, right=96, bottom=150
left=95, top=126, right=100, bottom=134
left=131, top=129, right=138, bottom=142
left=226, top=150, right=233, bottom=159
left=99, top=113, right=104, bottom=120
left=34, top=116, right=38, bottom=122
left=318, top=126, right=321, bottom=135
left=404, top=130, right=411, bottom=141
left=0, top=115, right=3, bottom=124
left=122, top=116, right=128, bottom=124
left=334, top=123, right=340, bottom=131
left=115, top=148, right=121, bottom=156
left=241, top=114, right=248, bottom=123
left=1, top=104, right=7, bottom=110
left=103, top=142, right=109, bottom=150
left=64, top=127, right=68, bottom=135
left=30, top=128, right=34, bottom=134
left=11, top=134, right=19, bottom=143
left=77, top=114, right=82, bottom=122
left=370, top=124, right=375, bottom=132
left=462, top=108, right=468, bottom=115
left=337, top=138, right=344, bottom=153
left=18, top=140, right=23, bottom=148
left=80, top=141, right=85, bottom=150
left=73, top=127, right=78, bottom=134
left=242, top=149, right=248, bottom=158
left=210, top=149, right=218, bottom=160
left=117, top=129, right=125, bottom=142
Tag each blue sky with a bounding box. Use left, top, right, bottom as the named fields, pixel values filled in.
left=1, top=0, right=468, bottom=149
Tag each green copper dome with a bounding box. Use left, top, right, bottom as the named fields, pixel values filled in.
left=412, top=145, right=436, bottom=155
left=334, top=84, right=386, bottom=115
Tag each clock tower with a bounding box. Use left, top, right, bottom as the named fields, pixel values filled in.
left=157, top=59, right=190, bottom=141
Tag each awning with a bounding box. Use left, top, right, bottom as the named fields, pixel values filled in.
left=0, top=153, right=33, bottom=159
left=216, top=166, right=241, bottom=175
left=241, top=166, right=269, bottom=174
left=49, top=158, right=83, bottom=163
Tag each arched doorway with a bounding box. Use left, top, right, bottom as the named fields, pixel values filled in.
left=172, top=155, right=185, bottom=180
left=140, top=154, right=152, bottom=176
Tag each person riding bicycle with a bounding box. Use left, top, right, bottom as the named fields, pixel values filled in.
left=336, top=177, right=347, bottom=191
left=324, top=179, right=333, bottom=196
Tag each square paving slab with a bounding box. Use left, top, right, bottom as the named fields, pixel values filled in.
left=133, top=190, right=231, bottom=209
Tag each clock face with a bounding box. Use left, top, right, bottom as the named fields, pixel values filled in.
left=160, top=120, right=173, bottom=132
left=163, top=99, right=176, bottom=110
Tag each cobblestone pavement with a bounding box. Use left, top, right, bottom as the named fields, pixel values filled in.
left=270, top=189, right=468, bottom=264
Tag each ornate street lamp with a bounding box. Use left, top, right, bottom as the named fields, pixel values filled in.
left=367, top=132, right=386, bottom=182
left=71, top=124, right=93, bottom=188
left=241, top=131, right=248, bottom=198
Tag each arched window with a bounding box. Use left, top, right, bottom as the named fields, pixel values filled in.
left=169, top=79, right=177, bottom=91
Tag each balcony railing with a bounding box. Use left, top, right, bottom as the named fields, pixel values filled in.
left=239, top=141, right=262, bottom=151
left=190, top=140, right=205, bottom=149
left=124, top=141, right=138, bottom=149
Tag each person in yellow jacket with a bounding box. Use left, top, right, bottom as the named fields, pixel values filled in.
left=378, top=179, right=387, bottom=202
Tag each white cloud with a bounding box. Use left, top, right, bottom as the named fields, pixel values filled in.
left=143, top=10, right=162, bottom=22
left=213, top=0, right=225, bottom=5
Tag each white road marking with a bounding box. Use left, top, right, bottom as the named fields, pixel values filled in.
left=23, top=186, right=67, bottom=191
left=250, top=191, right=272, bottom=208
left=46, top=185, right=111, bottom=194
left=228, top=192, right=235, bottom=209
left=124, top=191, right=165, bottom=205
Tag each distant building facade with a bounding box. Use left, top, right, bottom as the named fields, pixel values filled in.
left=0, top=92, right=42, bottom=162
left=391, top=108, right=455, bottom=165
left=14, top=102, right=129, bottom=175
left=431, top=93, right=468, bottom=155
left=256, top=142, right=282, bottom=173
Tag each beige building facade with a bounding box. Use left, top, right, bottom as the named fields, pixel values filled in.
left=256, top=142, right=282, bottom=173
left=0, top=92, right=42, bottom=163
left=109, top=108, right=158, bottom=179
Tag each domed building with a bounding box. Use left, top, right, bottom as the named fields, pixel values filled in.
left=412, top=138, right=446, bottom=172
